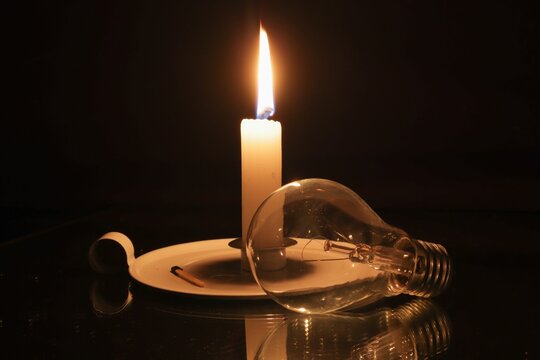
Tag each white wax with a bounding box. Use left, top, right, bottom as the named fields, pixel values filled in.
left=241, top=119, right=282, bottom=270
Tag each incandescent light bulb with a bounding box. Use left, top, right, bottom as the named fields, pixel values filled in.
left=246, top=179, right=453, bottom=313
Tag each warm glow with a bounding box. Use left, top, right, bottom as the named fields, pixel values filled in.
left=257, top=27, right=274, bottom=119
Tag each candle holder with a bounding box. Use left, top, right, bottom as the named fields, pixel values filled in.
left=89, top=233, right=266, bottom=298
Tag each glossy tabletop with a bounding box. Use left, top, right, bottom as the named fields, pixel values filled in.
left=0, top=207, right=537, bottom=359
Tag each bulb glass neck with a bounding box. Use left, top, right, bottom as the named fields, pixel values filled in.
left=324, top=237, right=452, bottom=297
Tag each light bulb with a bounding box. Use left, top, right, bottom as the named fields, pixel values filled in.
left=246, top=178, right=452, bottom=314
left=255, top=299, right=452, bottom=360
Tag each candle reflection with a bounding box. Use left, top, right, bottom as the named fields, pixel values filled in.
left=89, top=274, right=450, bottom=360
left=89, top=277, right=288, bottom=360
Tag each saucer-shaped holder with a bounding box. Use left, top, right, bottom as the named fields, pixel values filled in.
left=89, top=232, right=266, bottom=299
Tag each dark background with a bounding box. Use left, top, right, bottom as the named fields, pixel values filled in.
left=3, top=0, right=539, bottom=242
left=1, top=3, right=539, bottom=358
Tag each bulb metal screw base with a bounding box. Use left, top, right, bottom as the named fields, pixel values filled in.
left=390, top=238, right=453, bottom=298
left=398, top=239, right=453, bottom=298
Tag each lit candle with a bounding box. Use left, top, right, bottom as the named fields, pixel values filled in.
left=241, top=27, right=282, bottom=270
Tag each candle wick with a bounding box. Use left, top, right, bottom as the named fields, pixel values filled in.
left=257, top=107, right=274, bottom=120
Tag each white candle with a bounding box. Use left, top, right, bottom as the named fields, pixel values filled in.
left=241, top=27, right=283, bottom=270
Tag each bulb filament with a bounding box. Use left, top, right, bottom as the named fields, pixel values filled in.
left=323, top=240, right=415, bottom=276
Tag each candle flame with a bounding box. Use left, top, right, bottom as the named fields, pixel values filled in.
left=257, top=27, right=274, bottom=119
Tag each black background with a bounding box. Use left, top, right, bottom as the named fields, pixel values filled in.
left=3, top=0, right=539, bottom=241
left=1, top=3, right=539, bottom=358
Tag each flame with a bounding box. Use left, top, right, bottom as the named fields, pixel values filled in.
left=256, top=27, right=274, bottom=119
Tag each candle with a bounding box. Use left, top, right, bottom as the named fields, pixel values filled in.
left=241, top=27, right=283, bottom=270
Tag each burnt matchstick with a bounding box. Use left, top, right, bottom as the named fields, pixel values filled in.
left=170, top=265, right=205, bottom=287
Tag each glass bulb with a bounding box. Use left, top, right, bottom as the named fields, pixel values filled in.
left=246, top=179, right=453, bottom=314
left=255, top=299, right=452, bottom=360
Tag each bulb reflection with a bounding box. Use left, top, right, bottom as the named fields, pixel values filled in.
left=90, top=274, right=449, bottom=360
left=256, top=299, right=451, bottom=360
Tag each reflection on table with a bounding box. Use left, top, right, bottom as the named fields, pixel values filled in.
left=91, top=275, right=450, bottom=360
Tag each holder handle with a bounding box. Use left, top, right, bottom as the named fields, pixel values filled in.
left=89, top=232, right=136, bottom=274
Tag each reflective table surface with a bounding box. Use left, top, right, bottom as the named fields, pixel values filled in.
left=0, top=207, right=537, bottom=359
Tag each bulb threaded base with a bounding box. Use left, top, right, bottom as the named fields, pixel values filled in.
left=390, top=238, right=453, bottom=297
left=393, top=299, right=452, bottom=359
left=401, top=239, right=453, bottom=297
